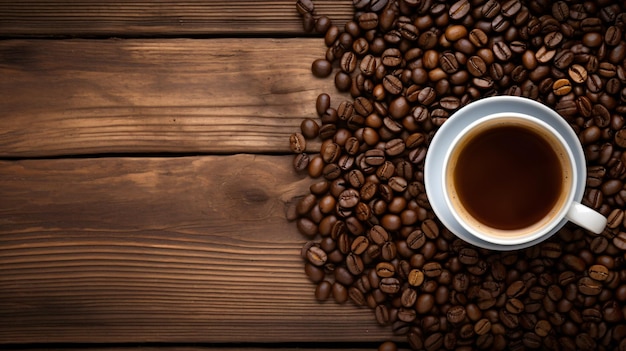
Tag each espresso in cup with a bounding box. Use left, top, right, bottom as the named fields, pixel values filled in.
left=446, top=115, right=573, bottom=236
left=439, top=110, right=607, bottom=247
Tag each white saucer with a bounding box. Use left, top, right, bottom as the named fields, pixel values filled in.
left=424, top=96, right=587, bottom=250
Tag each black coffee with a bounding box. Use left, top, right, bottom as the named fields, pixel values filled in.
left=452, top=124, right=565, bottom=230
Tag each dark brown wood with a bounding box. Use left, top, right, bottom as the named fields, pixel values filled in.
left=0, top=38, right=350, bottom=157
left=0, top=155, right=394, bottom=344
left=0, top=1, right=385, bottom=347
left=0, top=0, right=353, bottom=37
left=2, top=350, right=377, bottom=351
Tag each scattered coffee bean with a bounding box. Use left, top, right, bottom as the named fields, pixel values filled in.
left=311, top=59, right=332, bottom=78
left=293, top=2, right=626, bottom=349
left=289, top=132, right=306, bottom=153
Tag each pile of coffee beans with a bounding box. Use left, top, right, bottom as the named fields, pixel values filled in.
left=289, top=0, right=626, bottom=350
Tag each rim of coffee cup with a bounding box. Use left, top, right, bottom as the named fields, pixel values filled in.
left=441, top=112, right=578, bottom=246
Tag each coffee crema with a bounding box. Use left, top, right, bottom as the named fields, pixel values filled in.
left=447, top=118, right=572, bottom=233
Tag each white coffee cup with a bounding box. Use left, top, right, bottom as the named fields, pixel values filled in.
left=425, top=96, right=607, bottom=250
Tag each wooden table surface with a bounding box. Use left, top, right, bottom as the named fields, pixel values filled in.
left=0, top=1, right=399, bottom=349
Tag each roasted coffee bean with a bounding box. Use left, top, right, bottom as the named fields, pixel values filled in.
left=321, top=142, right=341, bottom=164
left=384, top=138, right=405, bottom=157
left=416, top=293, right=435, bottom=315
left=357, top=12, right=378, bottom=31
left=493, top=41, right=512, bottom=61
left=388, top=177, right=407, bottom=193
left=322, top=163, right=341, bottom=180
left=366, top=0, right=387, bottom=12
left=338, top=188, right=359, bottom=209
left=554, top=49, right=574, bottom=69
left=467, top=28, right=488, bottom=48
left=467, top=56, right=487, bottom=77
left=380, top=277, right=400, bottom=294
left=569, top=64, right=588, bottom=84
left=293, top=152, right=310, bottom=172
left=562, top=254, right=586, bottom=272
left=397, top=307, right=417, bottom=323
left=438, top=96, right=459, bottom=110
left=491, top=14, right=510, bottom=33
left=346, top=252, right=364, bottom=275
left=295, top=0, right=314, bottom=15
left=418, top=30, right=438, bottom=50
left=398, top=22, right=419, bottom=41
left=474, top=318, right=491, bottom=335
left=424, top=332, right=443, bottom=351
left=315, top=280, right=332, bottom=301
left=311, top=59, right=332, bottom=78
left=607, top=209, right=625, bottom=228
left=458, top=247, right=479, bottom=265
left=609, top=38, right=626, bottom=60
left=423, top=262, right=443, bottom=278
left=306, top=245, right=327, bottom=266
left=372, top=260, right=396, bottom=279
left=359, top=55, right=377, bottom=77
left=498, top=308, right=519, bottom=329
left=334, top=265, right=354, bottom=286
left=297, top=216, right=318, bottom=236
left=551, top=1, right=569, bottom=21
left=578, top=276, right=602, bottom=295
left=404, top=134, right=425, bottom=150
left=348, top=285, right=366, bottom=306
left=500, top=0, right=521, bottom=17
left=334, top=71, right=351, bottom=92
left=613, top=231, right=626, bottom=250
left=382, top=75, right=402, bottom=95
left=296, top=194, right=317, bottom=217
left=535, top=46, right=555, bottom=63
left=445, top=25, right=467, bottom=42
left=552, top=78, right=576, bottom=96
left=349, top=236, right=369, bottom=256
left=421, top=219, right=439, bottom=239
left=340, top=52, right=357, bottom=74
left=407, top=229, right=426, bottom=250
left=522, top=332, right=542, bottom=348
left=381, top=48, right=402, bottom=67
left=364, top=149, right=386, bottom=166
left=603, top=25, right=622, bottom=46
left=369, top=225, right=389, bottom=245
left=544, top=31, right=563, bottom=49
left=289, top=132, right=306, bottom=153
left=588, top=264, right=609, bottom=281
left=440, top=52, right=459, bottom=74
left=374, top=304, right=390, bottom=325
left=615, top=129, right=626, bottom=148
left=417, top=87, right=437, bottom=105
left=446, top=305, right=466, bottom=324
left=380, top=241, right=397, bottom=260
left=400, top=288, right=417, bottom=308
left=449, top=0, right=470, bottom=20
left=408, top=268, right=425, bottom=287
left=505, top=297, right=524, bottom=314
left=481, top=0, right=500, bottom=18
left=506, top=280, right=527, bottom=298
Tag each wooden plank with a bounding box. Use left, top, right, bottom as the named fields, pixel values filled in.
left=0, top=38, right=348, bottom=158
left=0, top=155, right=394, bottom=344
left=0, top=0, right=353, bottom=37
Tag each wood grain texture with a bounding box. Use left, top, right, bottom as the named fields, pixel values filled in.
left=0, top=38, right=350, bottom=158
left=2, top=350, right=386, bottom=351
left=0, top=0, right=353, bottom=37
left=0, top=155, right=394, bottom=344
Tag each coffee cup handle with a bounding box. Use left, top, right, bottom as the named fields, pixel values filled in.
left=566, top=201, right=607, bottom=234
